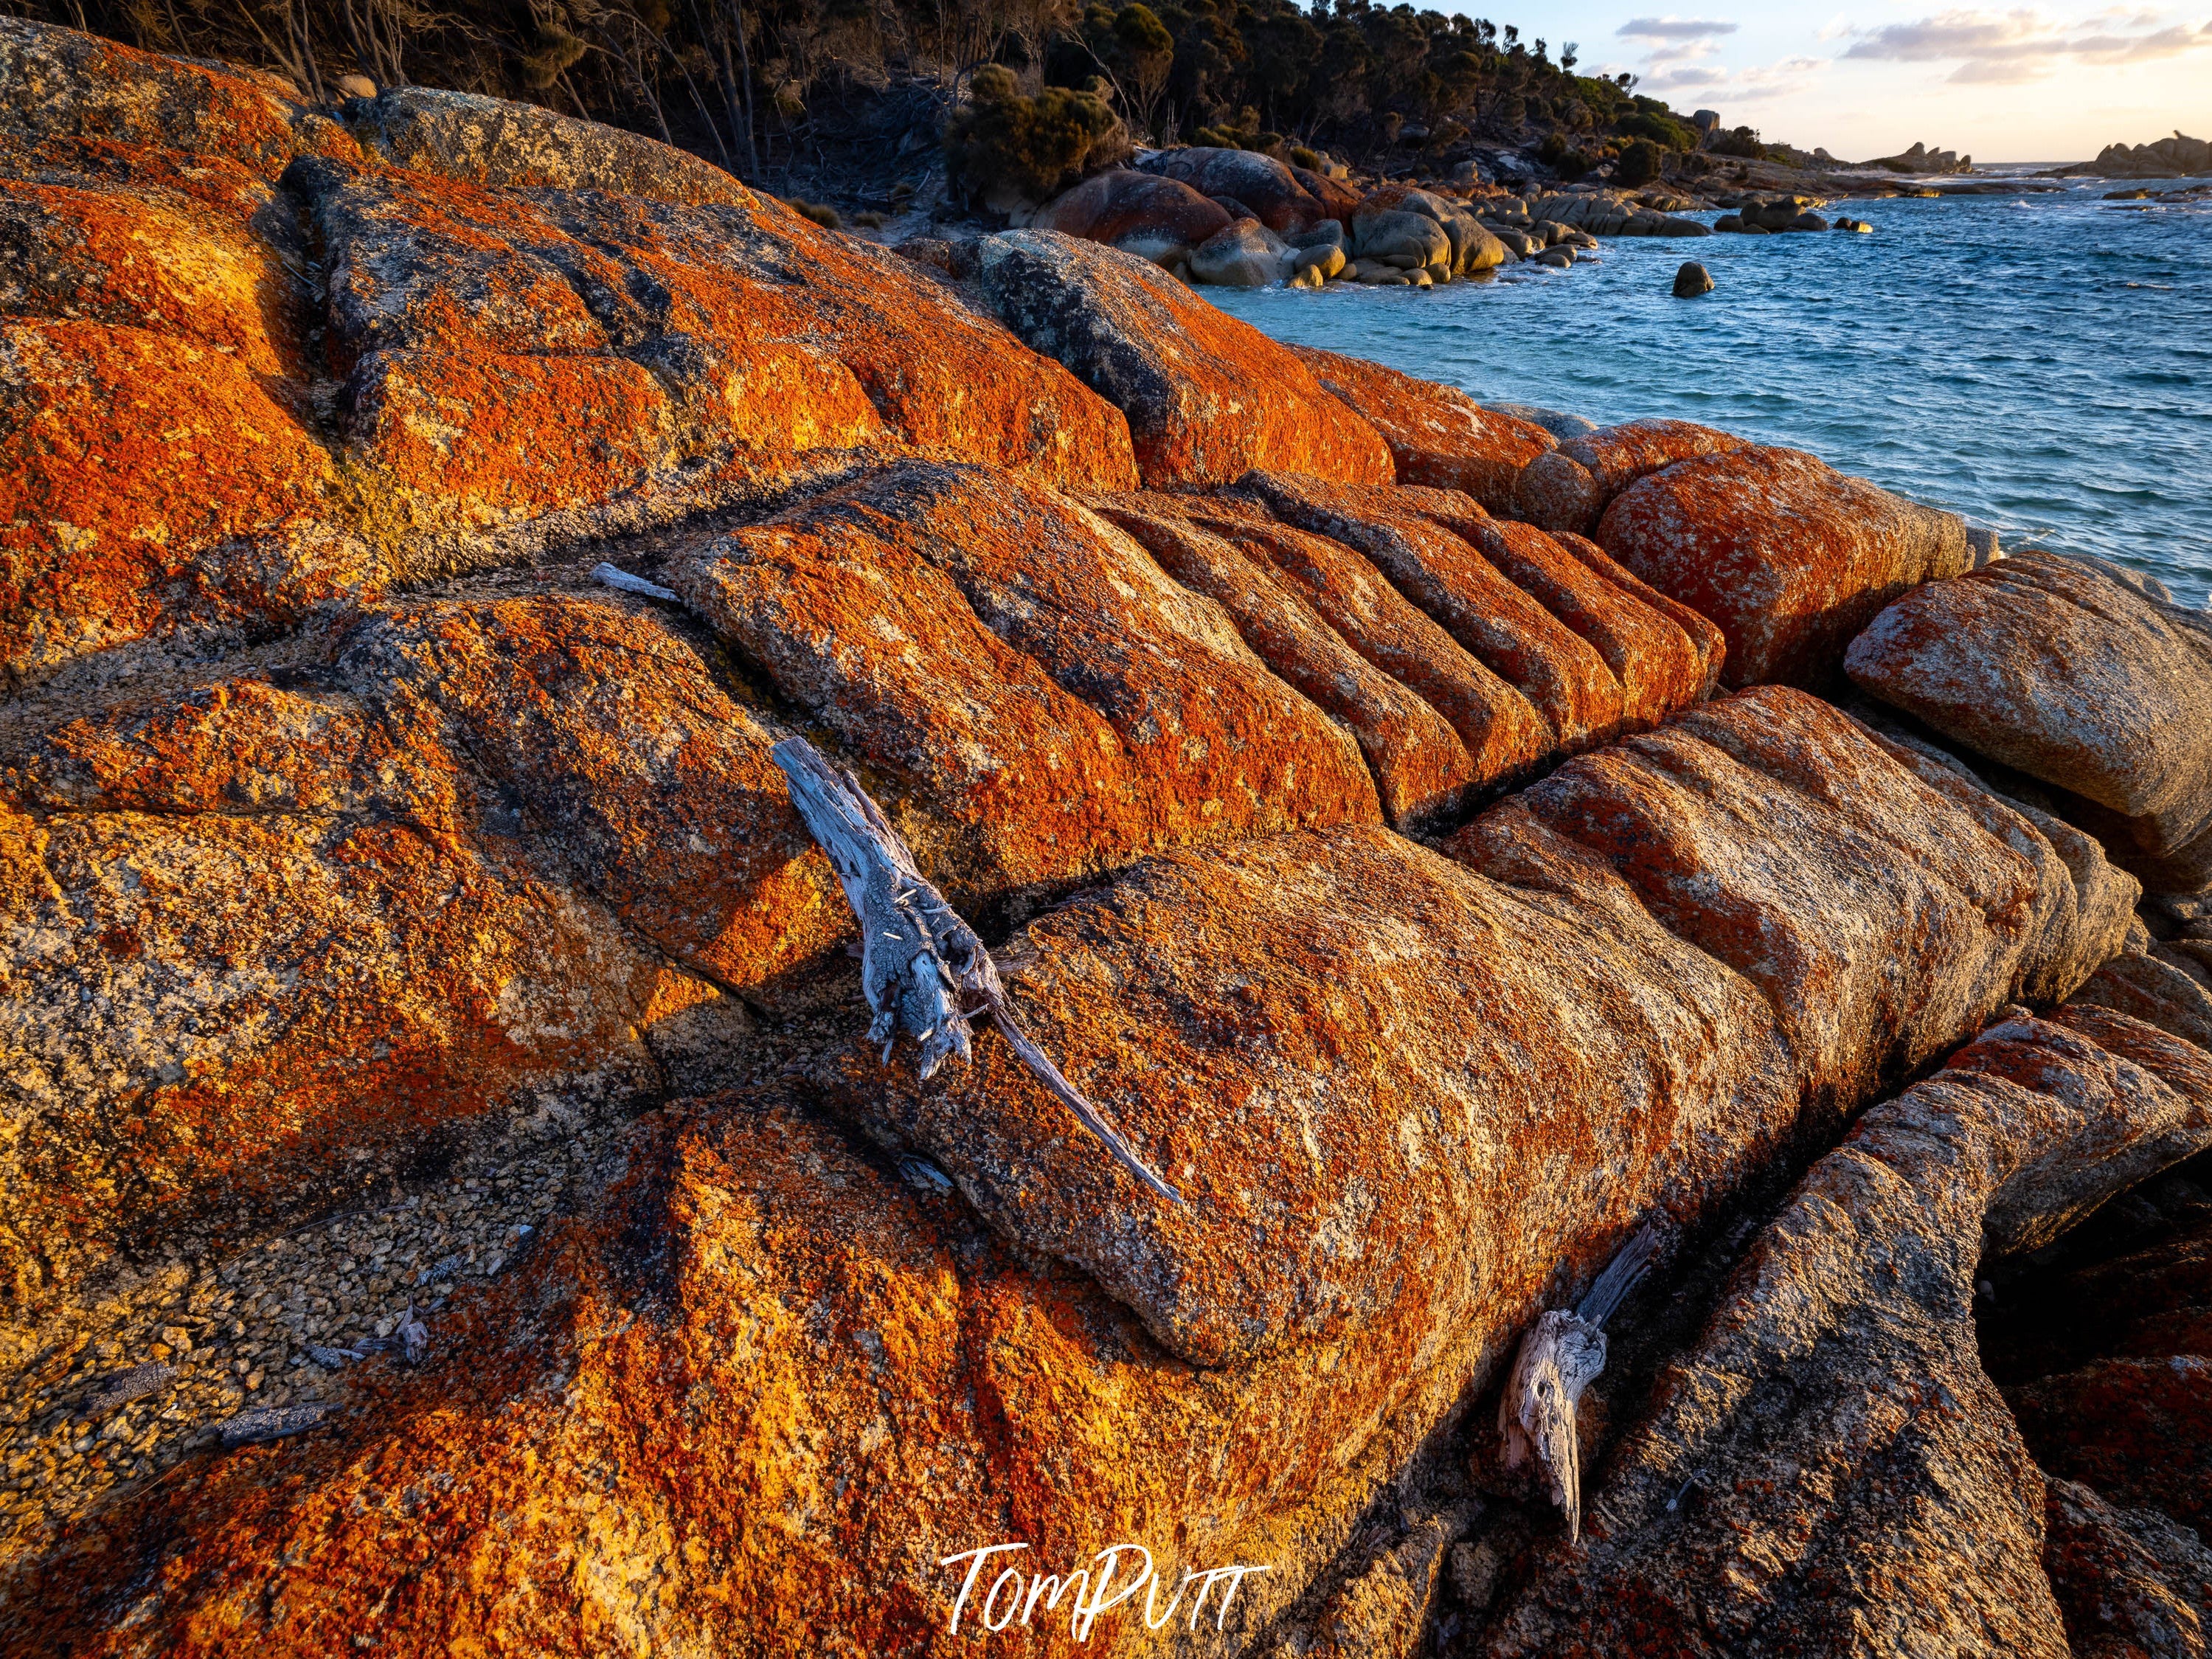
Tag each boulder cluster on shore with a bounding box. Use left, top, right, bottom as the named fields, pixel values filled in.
left=1012, top=147, right=1716, bottom=291
left=4, top=18, right=2212, bottom=1658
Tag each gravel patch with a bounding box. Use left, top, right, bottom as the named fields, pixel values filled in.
left=0, top=1123, right=632, bottom=1560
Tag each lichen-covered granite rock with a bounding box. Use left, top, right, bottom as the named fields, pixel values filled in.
left=0, top=21, right=1136, bottom=688
left=1290, top=347, right=1557, bottom=513
left=341, top=83, right=759, bottom=205
left=1597, top=444, right=1972, bottom=688
left=1480, top=1005, right=2212, bottom=1659
left=1178, top=497, right=1558, bottom=792
left=1393, top=491, right=1724, bottom=728
left=1514, top=418, right=1748, bottom=537
left=2041, top=1476, right=2212, bottom=1658
left=2, top=699, right=2141, bottom=1650
left=2011, top=1354, right=2212, bottom=1539
left=2, top=17, right=2202, bottom=1654
left=0, top=14, right=356, bottom=174
left=1846, top=549, right=2212, bottom=894
left=1977, top=1133, right=2212, bottom=1658
left=293, top=150, right=1136, bottom=522
left=1447, top=688, right=2136, bottom=1121
left=668, top=462, right=1379, bottom=899
left=1096, top=499, right=1480, bottom=831
left=0, top=589, right=837, bottom=1310
left=1238, top=474, right=1626, bottom=752
left=1851, top=713, right=2145, bottom=1010
left=968, top=229, right=1395, bottom=487
left=839, top=688, right=2124, bottom=1374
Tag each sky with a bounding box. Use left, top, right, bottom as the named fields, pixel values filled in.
left=1480, top=3, right=2212, bottom=162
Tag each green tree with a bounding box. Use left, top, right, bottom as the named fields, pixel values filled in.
left=1615, top=136, right=1665, bottom=185
left=944, top=62, right=1128, bottom=204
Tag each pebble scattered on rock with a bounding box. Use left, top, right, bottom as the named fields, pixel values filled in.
left=0, top=1125, right=630, bottom=1558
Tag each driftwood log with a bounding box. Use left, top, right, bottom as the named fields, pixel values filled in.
left=1499, top=1225, right=1662, bottom=1542
left=770, top=738, right=1183, bottom=1205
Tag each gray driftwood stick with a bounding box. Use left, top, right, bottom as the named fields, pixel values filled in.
left=770, top=738, right=1182, bottom=1205
left=591, top=561, right=679, bottom=601
left=1498, top=1224, right=1662, bottom=1543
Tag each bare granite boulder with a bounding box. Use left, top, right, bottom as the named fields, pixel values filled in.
left=1846, top=549, right=2212, bottom=895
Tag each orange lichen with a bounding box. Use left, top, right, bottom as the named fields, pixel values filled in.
left=0, top=319, right=347, bottom=682
left=1293, top=345, right=1556, bottom=513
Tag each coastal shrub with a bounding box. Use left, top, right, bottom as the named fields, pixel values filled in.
left=946, top=65, right=1130, bottom=204
left=1190, top=103, right=1264, bottom=150
left=785, top=198, right=842, bottom=229
left=1709, top=125, right=1764, bottom=158
left=519, top=27, right=586, bottom=91
left=1615, top=138, right=1666, bottom=187
left=1291, top=145, right=1322, bottom=170
left=1615, top=111, right=1697, bottom=152
left=1538, top=130, right=1590, bottom=177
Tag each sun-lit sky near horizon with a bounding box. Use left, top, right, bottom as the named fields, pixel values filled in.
left=1457, top=3, right=2212, bottom=162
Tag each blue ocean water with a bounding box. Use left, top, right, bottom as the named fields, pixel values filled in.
left=1206, top=179, right=2212, bottom=606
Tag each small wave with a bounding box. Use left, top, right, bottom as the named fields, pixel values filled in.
left=2124, top=281, right=2177, bottom=291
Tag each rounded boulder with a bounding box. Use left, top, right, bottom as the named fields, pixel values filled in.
left=1188, top=218, right=1292, bottom=287
left=1351, top=206, right=1450, bottom=266
left=1673, top=261, right=1715, bottom=298
left=1032, top=169, right=1234, bottom=268
left=1139, top=147, right=1330, bottom=235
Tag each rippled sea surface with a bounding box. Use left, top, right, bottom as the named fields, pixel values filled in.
left=1205, top=178, right=2212, bottom=606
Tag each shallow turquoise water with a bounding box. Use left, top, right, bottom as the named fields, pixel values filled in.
left=1205, top=179, right=2212, bottom=606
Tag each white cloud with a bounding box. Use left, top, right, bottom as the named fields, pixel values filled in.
left=1616, top=16, right=1744, bottom=41
left=1644, top=63, right=1734, bottom=86
left=1644, top=51, right=1831, bottom=101
left=1838, top=7, right=2212, bottom=84
left=1646, top=36, right=1727, bottom=65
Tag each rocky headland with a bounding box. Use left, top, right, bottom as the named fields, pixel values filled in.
left=2059, top=131, right=2212, bottom=180
left=3, top=18, right=2212, bottom=1658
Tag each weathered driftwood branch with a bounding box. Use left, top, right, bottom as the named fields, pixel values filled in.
left=592, top=561, right=679, bottom=601
left=770, top=738, right=1182, bottom=1206
left=1499, top=1224, right=1662, bottom=1543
